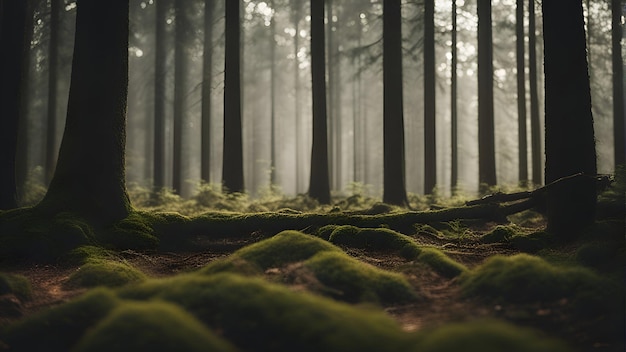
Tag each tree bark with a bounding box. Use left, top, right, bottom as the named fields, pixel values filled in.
left=383, top=0, right=408, bottom=206
left=38, top=0, right=131, bottom=225
left=542, top=0, right=597, bottom=239
left=45, top=0, right=63, bottom=184
left=223, top=0, right=244, bottom=194
left=424, top=0, right=436, bottom=195
left=529, top=0, right=542, bottom=185
left=612, top=0, right=625, bottom=168
left=516, top=0, right=528, bottom=185
left=172, top=0, right=189, bottom=195
left=0, top=0, right=28, bottom=210
left=477, top=0, right=497, bottom=191
left=309, top=0, right=331, bottom=204
left=201, top=1, right=215, bottom=183
left=153, top=0, right=169, bottom=193
left=450, top=0, right=458, bottom=192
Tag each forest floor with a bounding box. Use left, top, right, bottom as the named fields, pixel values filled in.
left=2, top=213, right=623, bottom=352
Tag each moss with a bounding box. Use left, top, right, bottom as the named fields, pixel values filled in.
left=64, top=260, right=147, bottom=289
left=200, top=256, right=263, bottom=276
left=3, top=288, right=119, bottom=351
left=73, top=301, right=236, bottom=352
left=460, top=253, right=608, bottom=304
left=414, top=320, right=572, bottom=352
left=0, top=273, right=32, bottom=300
left=99, top=211, right=159, bottom=250
left=315, top=224, right=340, bottom=240
left=61, top=245, right=114, bottom=265
left=233, top=230, right=341, bottom=269
left=328, top=225, right=421, bottom=259
left=416, top=247, right=468, bottom=278
left=480, top=225, right=518, bottom=243
left=119, top=273, right=415, bottom=351
left=302, top=251, right=417, bottom=304
left=576, top=241, right=624, bottom=273
left=509, top=231, right=550, bottom=253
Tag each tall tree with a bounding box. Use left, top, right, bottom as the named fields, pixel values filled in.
left=38, top=0, right=131, bottom=224
left=308, top=0, right=331, bottom=204
left=201, top=0, right=215, bottom=183
left=291, top=0, right=304, bottom=193
left=529, top=0, right=541, bottom=185
left=542, top=0, right=597, bottom=239
left=516, top=0, right=528, bottom=185
left=612, top=0, right=625, bottom=168
left=223, top=0, right=244, bottom=193
left=153, top=0, right=169, bottom=193
left=45, top=0, right=63, bottom=184
left=269, top=0, right=277, bottom=186
left=450, top=0, right=458, bottom=192
left=172, top=0, right=189, bottom=194
left=383, top=0, right=408, bottom=206
left=477, top=0, right=497, bottom=191
left=0, top=0, right=29, bottom=210
left=424, top=0, right=436, bottom=195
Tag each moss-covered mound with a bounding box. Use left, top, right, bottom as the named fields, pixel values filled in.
left=73, top=301, right=236, bottom=352
left=415, top=247, right=468, bottom=278
left=459, top=253, right=612, bottom=304
left=325, top=225, right=421, bottom=259
left=0, top=273, right=32, bottom=301
left=414, top=320, right=572, bottom=352
left=64, top=260, right=147, bottom=289
left=202, top=231, right=416, bottom=304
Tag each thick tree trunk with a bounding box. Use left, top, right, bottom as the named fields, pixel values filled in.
left=383, top=0, right=408, bottom=206
left=309, top=0, right=331, bottom=204
left=223, top=0, right=244, bottom=194
left=153, top=0, right=168, bottom=193
left=38, top=0, right=131, bottom=225
left=201, top=1, right=215, bottom=183
left=477, top=0, right=497, bottom=191
left=612, top=0, right=625, bottom=168
left=424, top=0, right=436, bottom=195
left=542, top=0, right=597, bottom=239
left=172, top=0, right=188, bottom=195
left=529, top=0, right=542, bottom=185
left=45, top=0, right=63, bottom=184
left=516, top=0, right=528, bottom=185
left=0, top=0, right=28, bottom=210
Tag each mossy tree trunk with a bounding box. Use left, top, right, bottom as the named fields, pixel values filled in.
left=38, top=0, right=131, bottom=225
left=0, top=0, right=29, bottom=210
left=308, top=0, right=331, bottom=204
left=542, top=0, right=597, bottom=239
left=383, top=0, right=408, bottom=206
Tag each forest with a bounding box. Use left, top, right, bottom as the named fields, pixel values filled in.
left=0, top=0, right=624, bottom=351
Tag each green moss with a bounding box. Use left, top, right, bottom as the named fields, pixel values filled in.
left=460, top=254, right=607, bottom=304
left=576, top=241, right=625, bottom=273
left=509, top=231, right=550, bottom=252
left=416, top=247, right=468, bottom=278
left=99, top=211, right=159, bottom=250
left=0, top=273, right=32, bottom=300
left=480, top=225, right=518, bottom=243
left=73, top=301, right=236, bottom=352
left=119, top=273, right=415, bottom=351
left=414, top=320, right=572, bottom=352
left=64, top=260, right=147, bottom=289
left=233, top=230, right=341, bottom=269
left=61, top=245, right=114, bottom=265
left=201, top=256, right=263, bottom=276
left=302, top=251, right=417, bottom=304
left=3, top=288, right=119, bottom=351
left=328, top=225, right=421, bottom=259
left=315, top=224, right=340, bottom=240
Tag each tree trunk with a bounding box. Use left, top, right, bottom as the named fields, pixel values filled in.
left=172, top=0, right=188, bottom=195
left=424, top=0, right=436, bottom=195
left=201, top=0, right=215, bottom=183
left=477, top=0, right=497, bottom=191
left=270, top=0, right=277, bottom=186
left=542, top=0, right=597, bottom=239
left=38, top=0, right=131, bottom=225
left=153, top=0, right=168, bottom=193
left=529, top=0, right=542, bottom=185
left=612, top=0, right=625, bottom=168
left=308, top=0, right=331, bottom=204
left=450, top=0, right=458, bottom=192
left=383, top=0, right=408, bottom=206
left=45, top=0, right=63, bottom=184
left=291, top=0, right=303, bottom=193
left=223, top=0, right=244, bottom=194
left=516, top=0, right=528, bottom=185
left=0, top=0, right=28, bottom=210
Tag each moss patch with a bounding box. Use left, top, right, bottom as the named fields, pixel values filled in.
left=64, top=260, right=147, bottom=289
left=73, top=301, right=236, bottom=352
left=327, top=225, right=421, bottom=259
left=459, top=253, right=611, bottom=304
left=415, top=247, right=468, bottom=278
left=414, top=320, right=572, bottom=352
left=0, top=273, right=32, bottom=301
left=302, top=251, right=417, bottom=304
